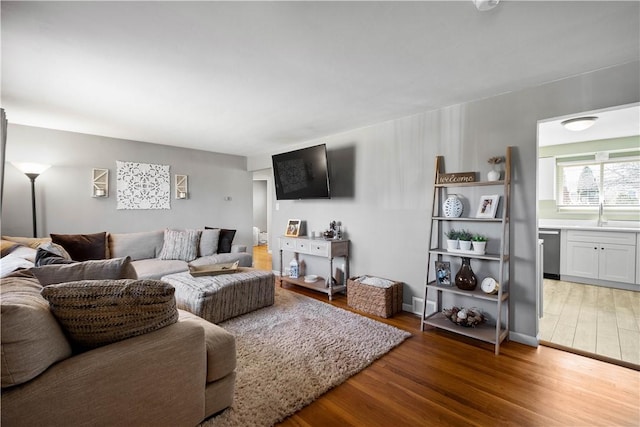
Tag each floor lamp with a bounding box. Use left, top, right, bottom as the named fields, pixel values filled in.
left=12, top=162, right=51, bottom=238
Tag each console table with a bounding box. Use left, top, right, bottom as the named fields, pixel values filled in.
left=279, top=236, right=350, bottom=301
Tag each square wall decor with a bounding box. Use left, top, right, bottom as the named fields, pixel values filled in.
left=116, top=161, right=170, bottom=210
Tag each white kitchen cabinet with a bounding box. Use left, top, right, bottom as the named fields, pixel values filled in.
left=564, top=230, right=636, bottom=284
left=565, top=240, right=599, bottom=279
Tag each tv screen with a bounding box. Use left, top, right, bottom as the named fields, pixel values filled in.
left=272, top=144, right=331, bottom=200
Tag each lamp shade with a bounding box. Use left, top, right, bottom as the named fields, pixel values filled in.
left=12, top=162, right=51, bottom=175
left=561, top=116, right=598, bottom=131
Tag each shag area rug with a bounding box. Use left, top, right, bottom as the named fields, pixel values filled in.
left=200, top=287, right=411, bottom=427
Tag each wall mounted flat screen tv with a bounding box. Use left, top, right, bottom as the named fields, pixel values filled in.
left=272, top=144, right=331, bottom=200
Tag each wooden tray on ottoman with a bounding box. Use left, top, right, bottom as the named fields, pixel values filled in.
left=347, top=276, right=403, bottom=318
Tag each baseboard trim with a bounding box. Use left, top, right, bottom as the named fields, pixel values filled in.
left=508, top=331, right=538, bottom=348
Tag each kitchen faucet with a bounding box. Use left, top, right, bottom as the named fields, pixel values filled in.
left=597, top=201, right=607, bottom=226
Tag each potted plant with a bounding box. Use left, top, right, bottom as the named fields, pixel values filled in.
left=444, top=229, right=460, bottom=251
left=472, top=234, right=488, bottom=254
left=458, top=229, right=473, bottom=250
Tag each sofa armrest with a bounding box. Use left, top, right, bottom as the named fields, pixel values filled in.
left=231, top=244, right=247, bottom=253
left=2, top=322, right=206, bottom=427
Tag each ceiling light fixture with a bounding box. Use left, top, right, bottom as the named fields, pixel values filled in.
left=473, top=0, right=500, bottom=11
left=560, top=116, right=599, bottom=131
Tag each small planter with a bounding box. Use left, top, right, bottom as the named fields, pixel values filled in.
left=446, top=239, right=458, bottom=251
left=472, top=241, right=486, bottom=254
left=459, top=240, right=472, bottom=251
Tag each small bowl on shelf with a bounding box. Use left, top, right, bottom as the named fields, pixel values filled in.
left=304, top=275, right=318, bottom=283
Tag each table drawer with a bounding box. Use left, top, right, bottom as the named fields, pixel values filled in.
left=280, top=238, right=296, bottom=251
left=295, top=239, right=311, bottom=254
left=309, top=241, right=329, bottom=257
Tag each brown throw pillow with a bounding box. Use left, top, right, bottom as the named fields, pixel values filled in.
left=41, top=279, right=178, bottom=349
left=30, top=257, right=137, bottom=286
left=50, top=232, right=107, bottom=261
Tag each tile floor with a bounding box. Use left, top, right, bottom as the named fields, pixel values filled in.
left=540, top=279, right=640, bottom=366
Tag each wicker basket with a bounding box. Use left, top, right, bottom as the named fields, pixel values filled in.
left=347, top=277, right=403, bottom=318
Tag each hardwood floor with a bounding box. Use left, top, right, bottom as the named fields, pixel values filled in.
left=252, top=246, right=640, bottom=426
left=540, top=279, right=640, bottom=367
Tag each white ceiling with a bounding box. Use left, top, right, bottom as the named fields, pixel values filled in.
left=2, top=1, right=639, bottom=157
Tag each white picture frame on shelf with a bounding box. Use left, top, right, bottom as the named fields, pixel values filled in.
left=476, top=195, right=500, bottom=218
left=285, top=219, right=301, bottom=237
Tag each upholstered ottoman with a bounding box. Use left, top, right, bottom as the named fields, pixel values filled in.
left=161, top=268, right=275, bottom=323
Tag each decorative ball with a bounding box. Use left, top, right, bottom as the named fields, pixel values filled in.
left=443, top=194, right=463, bottom=218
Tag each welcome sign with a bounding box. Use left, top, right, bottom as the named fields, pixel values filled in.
left=437, top=172, right=476, bottom=184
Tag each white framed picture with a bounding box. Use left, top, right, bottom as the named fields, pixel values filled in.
left=476, top=195, right=500, bottom=218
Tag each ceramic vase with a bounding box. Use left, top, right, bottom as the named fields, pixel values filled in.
left=487, top=167, right=500, bottom=181
left=443, top=194, right=463, bottom=217
left=455, top=257, right=477, bottom=290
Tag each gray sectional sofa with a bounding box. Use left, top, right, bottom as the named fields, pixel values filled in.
left=0, top=227, right=252, bottom=426
left=108, top=228, right=252, bottom=279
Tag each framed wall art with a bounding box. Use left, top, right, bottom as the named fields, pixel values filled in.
left=116, top=161, right=171, bottom=210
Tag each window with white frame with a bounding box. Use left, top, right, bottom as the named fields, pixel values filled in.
left=557, top=154, right=640, bottom=208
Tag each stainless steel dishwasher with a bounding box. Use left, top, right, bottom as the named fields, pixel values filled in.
left=538, top=228, right=561, bottom=280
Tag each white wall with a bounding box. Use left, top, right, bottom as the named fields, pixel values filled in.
left=2, top=125, right=254, bottom=247
left=248, top=61, right=640, bottom=345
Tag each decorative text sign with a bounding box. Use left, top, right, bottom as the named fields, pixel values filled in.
left=437, top=172, right=476, bottom=184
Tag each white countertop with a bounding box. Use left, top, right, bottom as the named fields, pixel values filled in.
left=539, top=219, right=640, bottom=232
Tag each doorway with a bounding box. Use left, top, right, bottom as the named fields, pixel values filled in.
left=537, top=103, right=640, bottom=369
left=252, top=168, right=273, bottom=252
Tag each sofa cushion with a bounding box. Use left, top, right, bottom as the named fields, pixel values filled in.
left=1, top=272, right=73, bottom=388
left=30, top=257, right=137, bottom=286
left=109, top=230, right=165, bottom=260
left=199, top=228, right=221, bottom=257
left=205, top=227, right=236, bottom=253
left=1, top=239, right=22, bottom=257
left=41, top=279, right=179, bottom=349
left=2, top=236, right=51, bottom=249
left=131, top=258, right=188, bottom=280
left=179, top=309, right=236, bottom=383
left=158, top=229, right=201, bottom=262
left=50, top=232, right=107, bottom=261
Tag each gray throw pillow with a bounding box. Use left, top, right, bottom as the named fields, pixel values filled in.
left=30, top=257, right=137, bottom=286
left=199, top=228, right=221, bottom=257
left=41, top=279, right=178, bottom=349
left=158, top=229, right=201, bottom=261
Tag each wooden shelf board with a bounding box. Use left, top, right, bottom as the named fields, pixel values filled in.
left=435, top=180, right=504, bottom=188
left=426, top=281, right=509, bottom=302
left=428, top=248, right=508, bottom=262
left=280, top=276, right=346, bottom=295
left=423, top=312, right=508, bottom=345
left=433, top=216, right=504, bottom=222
